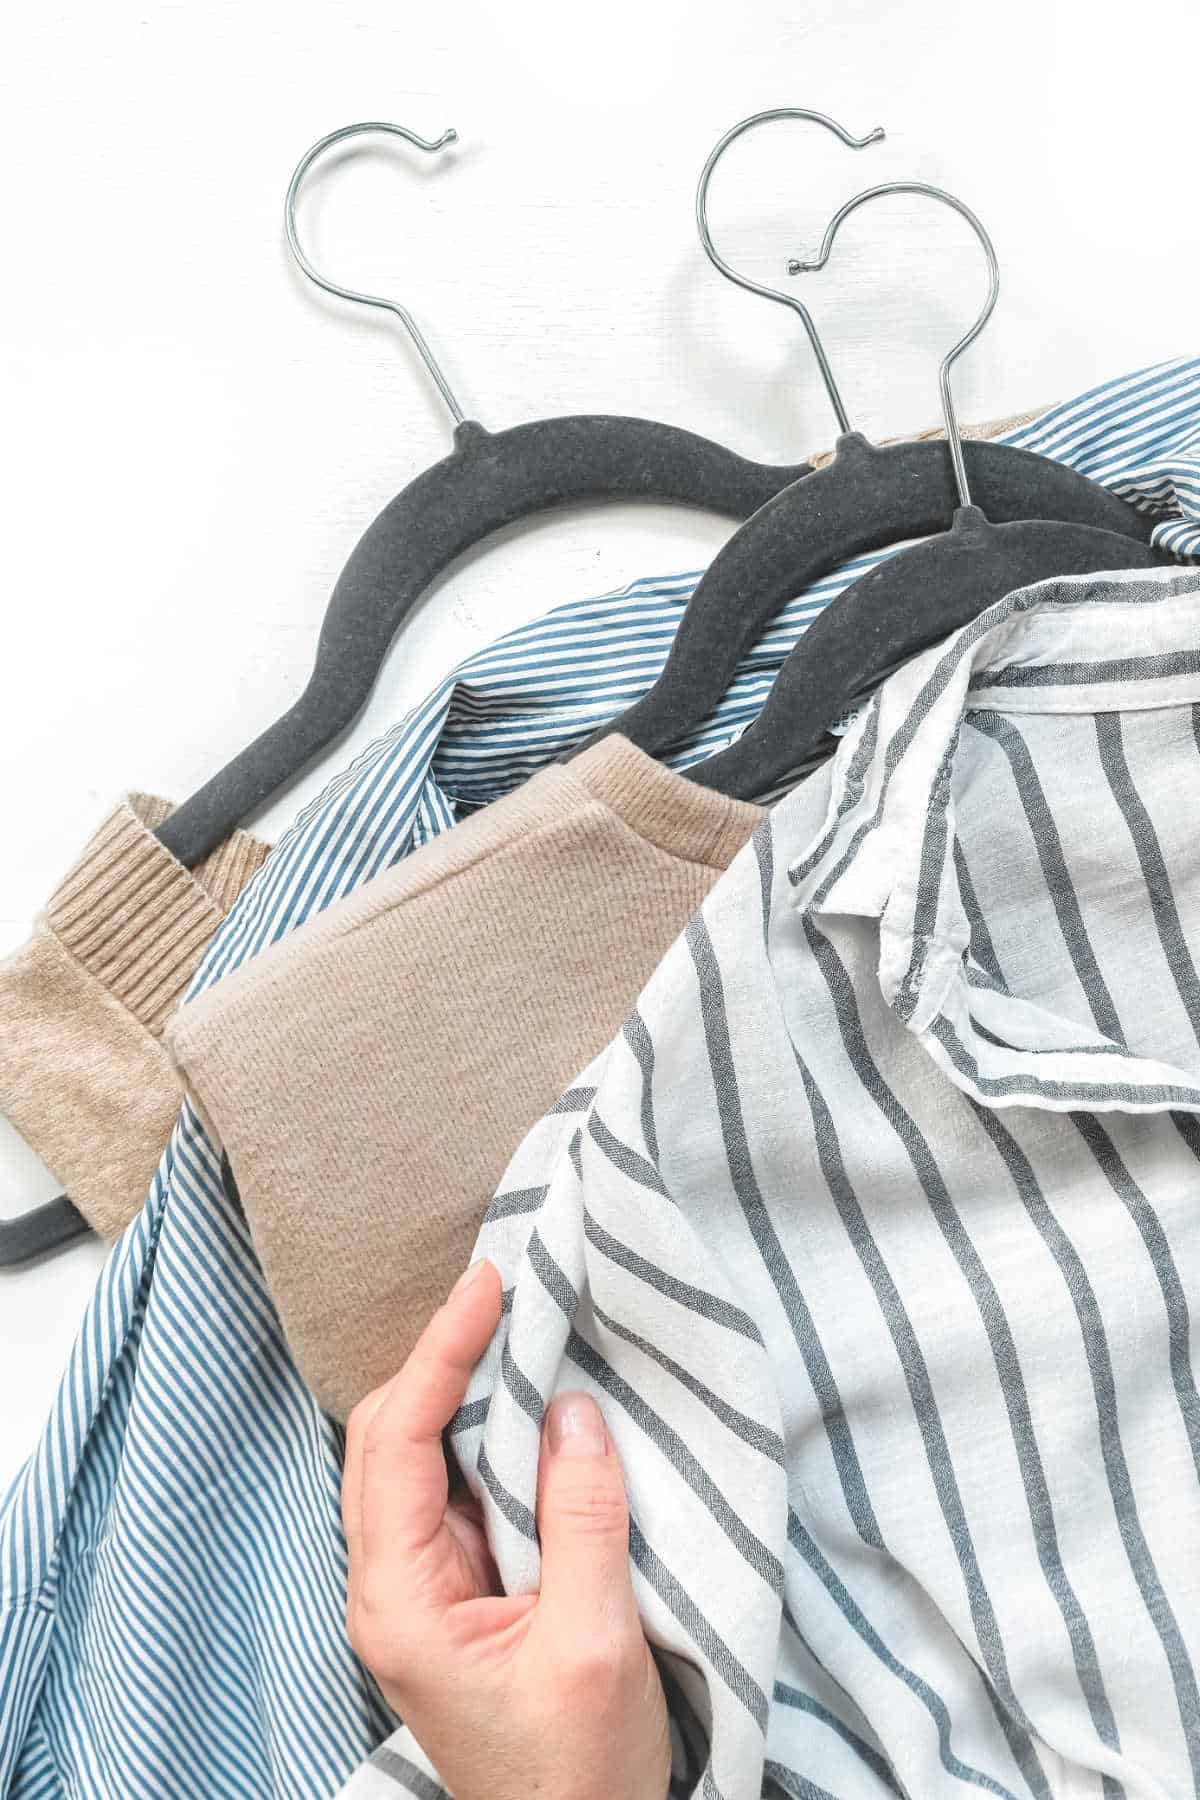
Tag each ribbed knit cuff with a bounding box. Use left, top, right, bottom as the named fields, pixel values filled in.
left=45, top=795, right=269, bottom=1038
left=0, top=796, right=270, bottom=1237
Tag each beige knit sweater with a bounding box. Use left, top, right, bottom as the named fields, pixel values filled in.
left=0, top=796, right=269, bottom=1237
left=166, top=411, right=1040, bottom=1418
left=4, top=410, right=1032, bottom=1319
left=168, top=738, right=763, bottom=1420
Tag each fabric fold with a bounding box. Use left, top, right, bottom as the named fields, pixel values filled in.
left=5, top=358, right=1200, bottom=1800
left=167, top=738, right=762, bottom=1420
left=0, top=795, right=269, bottom=1236
left=365, top=567, right=1200, bottom=1799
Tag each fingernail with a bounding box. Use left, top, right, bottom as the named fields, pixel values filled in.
left=547, top=1392, right=608, bottom=1458
left=451, top=1259, right=489, bottom=1297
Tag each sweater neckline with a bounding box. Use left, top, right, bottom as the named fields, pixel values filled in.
left=562, top=737, right=763, bottom=871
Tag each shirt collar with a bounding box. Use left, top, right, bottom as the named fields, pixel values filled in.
left=788, top=563, right=1200, bottom=1113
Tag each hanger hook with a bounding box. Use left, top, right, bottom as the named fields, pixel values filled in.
left=285, top=120, right=467, bottom=430
left=696, top=108, right=886, bottom=436
left=787, top=182, right=999, bottom=508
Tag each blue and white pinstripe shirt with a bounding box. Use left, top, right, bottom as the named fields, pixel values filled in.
left=2, top=358, right=1199, bottom=1800
left=364, top=563, right=1200, bottom=1800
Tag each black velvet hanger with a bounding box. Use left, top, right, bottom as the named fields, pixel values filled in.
left=157, top=119, right=825, bottom=868
left=585, top=162, right=1156, bottom=772
left=587, top=435, right=1154, bottom=772
left=690, top=506, right=1168, bottom=798
left=0, top=120, right=820, bottom=1268
left=681, top=182, right=1170, bottom=800
left=147, top=416, right=815, bottom=867
left=154, top=108, right=909, bottom=870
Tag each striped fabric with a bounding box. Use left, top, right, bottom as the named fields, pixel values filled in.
left=363, top=564, right=1200, bottom=1800
left=0, top=356, right=1197, bottom=1800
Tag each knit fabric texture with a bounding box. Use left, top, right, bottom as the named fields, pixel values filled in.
left=0, top=795, right=269, bottom=1236
left=167, top=737, right=761, bottom=1420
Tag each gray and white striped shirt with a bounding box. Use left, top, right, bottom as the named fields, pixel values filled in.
left=352, top=565, right=1200, bottom=1800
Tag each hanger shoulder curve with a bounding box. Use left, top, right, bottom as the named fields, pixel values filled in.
left=691, top=510, right=1171, bottom=800
left=154, top=415, right=812, bottom=867
left=593, top=436, right=1154, bottom=765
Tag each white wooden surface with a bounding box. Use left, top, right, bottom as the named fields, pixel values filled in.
left=1, top=0, right=1197, bottom=1487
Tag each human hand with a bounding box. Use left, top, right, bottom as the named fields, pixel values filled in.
left=342, top=1258, right=671, bottom=1800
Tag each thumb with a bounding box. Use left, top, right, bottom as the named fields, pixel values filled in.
left=535, top=1392, right=640, bottom=1633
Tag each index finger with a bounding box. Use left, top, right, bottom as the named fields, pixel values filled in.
left=360, top=1258, right=502, bottom=1561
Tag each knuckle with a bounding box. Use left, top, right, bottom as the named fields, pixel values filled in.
left=346, top=1383, right=389, bottom=1453
left=359, top=1406, right=402, bottom=1473
left=346, top=1602, right=387, bottom=1673
left=347, top=1577, right=412, bottom=1680
left=361, top=1358, right=436, bottom=1460
left=354, top=1568, right=398, bottom=1629
left=553, top=1630, right=643, bottom=1694
left=359, top=1416, right=386, bottom=1464
left=549, top=1473, right=629, bottom=1538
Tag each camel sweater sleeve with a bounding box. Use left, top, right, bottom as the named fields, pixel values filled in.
left=0, top=796, right=269, bottom=1237
left=167, top=738, right=762, bottom=1419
